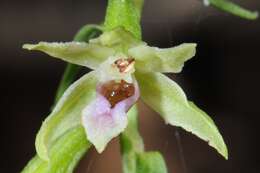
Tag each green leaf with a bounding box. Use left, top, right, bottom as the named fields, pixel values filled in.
left=23, top=42, right=114, bottom=69
left=136, top=152, right=168, bottom=173
left=135, top=72, right=228, bottom=159
left=104, top=0, right=142, bottom=39
left=129, top=43, right=196, bottom=73
left=35, top=71, right=97, bottom=161
left=21, top=126, right=91, bottom=173
left=73, top=24, right=103, bottom=42
left=207, top=0, right=258, bottom=20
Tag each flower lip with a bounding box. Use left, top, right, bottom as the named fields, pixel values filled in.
left=81, top=78, right=140, bottom=153
left=98, top=79, right=136, bottom=108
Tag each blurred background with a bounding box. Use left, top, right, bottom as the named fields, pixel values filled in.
left=1, top=0, right=260, bottom=172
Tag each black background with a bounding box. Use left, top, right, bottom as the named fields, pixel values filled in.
left=1, top=0, right=260, bottom=172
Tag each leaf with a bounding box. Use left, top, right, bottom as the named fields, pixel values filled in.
left=21, top=126, right=91, bottom=173
left=207, top=0, right=258, bottom=20
left=135, top=72, right=228, bottom=159
left=104, top=0, right=142, bottom=39
left=129, top=43, right=196, bottom=73
left=73, top=24, right=103, bottom=42
left=23, top=42, right=114, bottom=69
left=35, top=71, right=97, bottom=161
left=136, top=152, right=168, bottom=173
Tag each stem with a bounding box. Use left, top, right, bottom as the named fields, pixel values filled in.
left=54, top=64, right=80, bottom=104
left=208, top=0, right=258, bottom=20
left=133, top=0, right=144, bottom=16
left=104, top=0, right=143, bottom=39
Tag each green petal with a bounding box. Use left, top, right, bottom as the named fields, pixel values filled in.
left=35, top=71, right=97, bottom=161
left=21, top=126, right=91, bottom=173
left=208, top=0, right=258, bottom=20
left=136, top=72, right=228, bottom=159
left=89, top=27, right=142, bottom=53
left=23, top=42, right=114, bottom=69
left=129, top=43, right=196, bottom=73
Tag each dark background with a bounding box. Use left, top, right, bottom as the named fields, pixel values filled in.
left=1, top=0, right=260, bottom=172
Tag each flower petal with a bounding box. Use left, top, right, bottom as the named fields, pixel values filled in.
left=135, top=71, right=228, bottom=159
left=36, top=71, right=98, bottom=161
left=23, top=42, right=115, bottom=69
left=129, top=43, right=196, bottom=73
left=81, top=94, right=127, bottom=153
left=82, top=80, right=140, bottom=153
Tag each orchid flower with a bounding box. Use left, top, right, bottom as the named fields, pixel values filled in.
left=23, top=27, right=227, bottom=162
left=20, top=0, right=260, bottom=172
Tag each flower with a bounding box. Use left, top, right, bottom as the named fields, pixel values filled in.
left=81, top=56, right=140, bottom=152
left=23, top=27, right=227, bottom=160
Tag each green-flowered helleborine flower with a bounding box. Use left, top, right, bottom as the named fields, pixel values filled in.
left=23, top=27, right=228, bottom=160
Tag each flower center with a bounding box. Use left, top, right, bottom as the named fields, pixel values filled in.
left=114, top=58, right=135, bottom=73
left=100, top=80, right=135, bottom=108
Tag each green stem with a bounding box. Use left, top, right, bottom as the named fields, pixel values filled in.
left=104, top=0, right=143, bottom=39
left=54, top=64, right=80, bottom=104
left=208, top=0, right=258, bottom=20
left=133, top=0, right=145, bottom=16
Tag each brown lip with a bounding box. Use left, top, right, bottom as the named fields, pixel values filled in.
left=100, top=80, right=135, bottom=108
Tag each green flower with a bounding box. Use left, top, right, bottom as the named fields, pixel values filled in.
left=23, top=27, right=228, bottom=161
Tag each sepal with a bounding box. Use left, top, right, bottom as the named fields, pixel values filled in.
left=23, top=42, right=114, bottom=69
left=136, top=71, right=228, bottom=159
left=129, top=43, right=196, bottom=73
left=35, top=71, right=98, bottom=160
